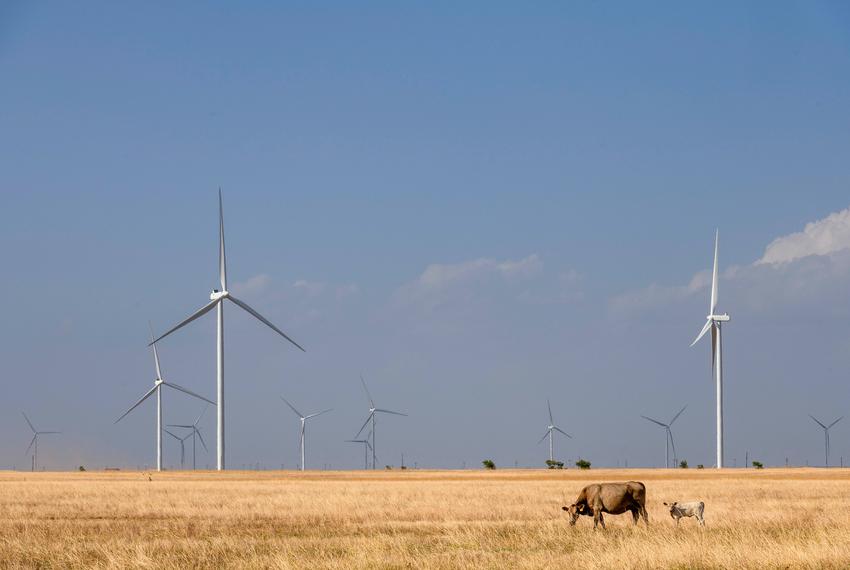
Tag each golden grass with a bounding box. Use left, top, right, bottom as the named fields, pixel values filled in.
left=1, top=468, right=849, bottom=569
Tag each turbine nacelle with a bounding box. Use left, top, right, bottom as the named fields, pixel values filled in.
left=210, top=290, right=229, bottom=301
left=708, top=314, right=730, bottom=322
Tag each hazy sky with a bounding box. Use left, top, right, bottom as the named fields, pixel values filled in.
left=3, top=2, right=850, bottom=470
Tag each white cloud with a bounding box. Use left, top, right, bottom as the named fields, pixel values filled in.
left=230, top=274, right=271, bottom=296
left=292, top=279, right=326, bottom=296
left=415, top=254, right=542, bottom=292
left=758, top=207, right=850, bottom=265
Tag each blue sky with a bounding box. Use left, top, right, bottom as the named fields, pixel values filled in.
left=2, top=2, right=850, bottom=470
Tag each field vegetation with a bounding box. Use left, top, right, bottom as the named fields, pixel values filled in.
left=1, top=468, right=848, bottom=568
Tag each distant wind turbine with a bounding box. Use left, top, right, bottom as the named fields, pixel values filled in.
left=641, top=405, right=687, bottom=468
left=115, top=325, right=215, bottom=471
left=346, top=431, right=374, bottom=470
left=810, top=415, right=842, bottom=467
left=354, top=376, right=406, bottom=469
left=22, top=413, right=60, bottom=472
left=690, top=230, right=731, bottom=468
left=167, top=404, right=210, bottom=470
left=149, top=190, right=305, bottom=470
left=280, top=396, right=332, bottom=471
left=538, top=399, right=571, bottom=463
left=163, top=428, right=192, bottom=470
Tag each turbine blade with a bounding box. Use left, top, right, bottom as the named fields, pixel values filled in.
left=149, top=299, right=219, bottom=346
left=21, top=412, right=35, bottom=433
left=194, top=403, right=210, bottom=426
left=360, top=375, right=375, bottom=408
left=710, top=229, right=719, bottom=314
left=163, top=429, right=180, bottom=441
left=280, top=396, right=304, bottom=419
left=828, top=416, right=844, bottom=429
left=641, top=415, right=668, bottom=428
left=669, top=405, right=688, bottom=426
left=219, top=188, right=227, bottom=291
left=548, top=399, right=554, bottom=425
left=354, top=412, right=374, bottom=438
left=38, top=431, right=61, bottom=435
left=114, top=385, right=158, bottom=423
left=668, top=428, right=677, bottom=462
left=810, top=415, right=828, bottom=430
left=375, top=409, right=407, bottom=417
left=167, top=424, right=194, bottom=428
left=553, top=426, right=572, bottom=438
left=196, top=427, right=208, bottom=452
left=305, top=408, right=333, bottom=420
left=228, top=295, right=305, bottom=352
left=163, top=382, right=216, bottom=406
left=149, top=322, right=164, bottom=380
left=690, top=319, right=712, bottom=347
left=25, top=435, right=36, bottom=456
left=538, top=429, right=551, bottom=445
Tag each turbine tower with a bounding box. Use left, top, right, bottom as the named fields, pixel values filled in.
left=538, top=399, right=571, bottom=463
left=641, top=405, right=687, bottom=468
left=163, top=428, right=192, bottom=470
left=150, top=190, right=305, bottom=470
left=280, top=396, right=332, bottom=471
left=167, top=404, right=210, bottom=470
left=690, top=230, right=730, bottom=468
left=809, top=415, right=842, bottom=467
left=22, top=413, right=60, bottom=472
left=354, top=376, right=406, bottom=469
left=115, top=326, right=215, bottom=471
left=345, top=431, right=373, bottom=470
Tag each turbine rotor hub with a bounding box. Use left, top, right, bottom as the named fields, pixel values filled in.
left=210, top=290, right=229, bottom=301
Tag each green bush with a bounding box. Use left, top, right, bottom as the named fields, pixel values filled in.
left=575, top=459, right=591, bottom=470
left=697, top=464, right=705, bottom=469
left=679, top=460, right=688, bottom=469
left=545, top=459, right=564, bottom=469
left=482, top=459, right=496, bottom=470
left=752, top=460, right=764, bottom=469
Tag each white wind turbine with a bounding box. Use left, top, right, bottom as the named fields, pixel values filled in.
left=167, top=404, right=210, bottom=470
left=345, top=431, right=374, bottom=470
left=538, top=399, right=571, bottom=463
left=280, top=396, right=332, bottom=471
left=641, top=405, right=687, bottom=468
left=22, top=413, right=60, bottom=472
left=690, top=230, right=731, bottom=468
left=163, top=428, right=192, bottom=470
left=354, top=376, right=407, bottom=470
left=115, top=325, right=215, bottom=471
left=150, top=190, right=305, bottom=470
left=809, top=415, right=842, bottom=467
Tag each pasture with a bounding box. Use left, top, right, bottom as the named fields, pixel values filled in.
left=0, top=468, right=848, bottom=569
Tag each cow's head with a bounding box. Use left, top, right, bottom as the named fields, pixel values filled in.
left=663, top=501, right=678, bottom=515
left=562, top=503, right=588, bottom=525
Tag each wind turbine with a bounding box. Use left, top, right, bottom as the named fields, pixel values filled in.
left=115, top=325, right=215, bottom=471
left=22, top=413, right=59, bottom=472
left=280, top=396, right=332, bottom=471
left=163, top=428, right=192, bottom=470
left=538, top=399, right=571, bottom=463
left=809, top=415, right=842, bottom=467
left=345, top=431, right=374, bottom=470
left=641, top=405, right=687, bottom=468
left=354, top=376, right=407, bottom=470
left=690, top=230, right=731, bottom=468
left=167, top=404, right=210, bottom=470
left=149, top=190, right=305, bottom=470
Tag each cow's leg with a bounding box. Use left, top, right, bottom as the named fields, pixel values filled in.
left=640, top=505, right=649, bottom=527
left=675, top=516, right=680, bottom=527
left=631, top=508, right=640, bottom=525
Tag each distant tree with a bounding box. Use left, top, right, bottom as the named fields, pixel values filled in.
left=697, top=464, right=705, bottom=469
left=575, top=459, right=591, bottom=470
left=752, top=460, right=764, bottom=469
left=385, top=465, right=393, bottom=470
left=482, top=459, right=496, bottom=470
left=78, top=465, right=86, bottom=472
left=545, top=459, right=564, bottom=469
left=679, top=460, right=688, bottom=469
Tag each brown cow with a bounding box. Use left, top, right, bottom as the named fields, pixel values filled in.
left=562, top=481, right=649, bottom=529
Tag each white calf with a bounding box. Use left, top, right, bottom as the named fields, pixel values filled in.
left=663, top=501, right=705, bottom=527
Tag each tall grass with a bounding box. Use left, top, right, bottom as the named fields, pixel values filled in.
left=0, top=468, right=848, bottom=568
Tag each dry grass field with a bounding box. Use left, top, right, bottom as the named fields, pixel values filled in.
left=1, top=468, right=849, bottom=569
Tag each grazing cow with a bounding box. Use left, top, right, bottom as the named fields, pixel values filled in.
left=663, top=501, right=705, bottom=527
left=562, top=481, right=649, bottom=529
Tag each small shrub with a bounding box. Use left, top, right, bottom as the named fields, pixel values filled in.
left=545, top=459, right=564, bottom=469
left=482, top=459, right=496, bottom=470
left=575, top=459, right=591, bottom=470
left=697, top=464, right=705, bottom=469
left=752, top=460, right=764, bottom=469
left=78, top=466, right=86, bottom=472
left=679, top=460, right=688, bottom=469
